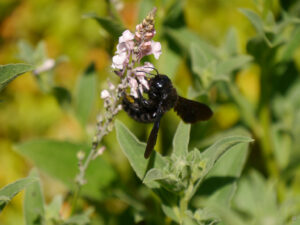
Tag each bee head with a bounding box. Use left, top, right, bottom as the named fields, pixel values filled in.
left=149, top=75, right=173, bottom=98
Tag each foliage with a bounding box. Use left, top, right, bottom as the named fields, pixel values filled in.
left=1, top=0, right=300, bottom=225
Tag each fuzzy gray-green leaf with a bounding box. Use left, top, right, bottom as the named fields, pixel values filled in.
left=172, top=122, right=190, bottom=157
left=83, top=13, right=125, bottom=39
left=0, top=177, right=37, bottom=212
left=0, top=63, right=35, bottom=91
left=115, top=120, right=165, bottom=183
left=24, top=169, right=45, bottom=225
left=75, top=63, right=97, bottom=126
left=201, top=142, right=250, bottom=206
left=202, top=136, right=253, bottom=177
left=15, top=139, right=116, bottom=200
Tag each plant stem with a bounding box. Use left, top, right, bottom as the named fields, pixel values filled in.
left=71, top=124, right=107, bottom=214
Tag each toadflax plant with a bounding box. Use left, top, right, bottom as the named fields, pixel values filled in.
left=73, top=7, right=163, bottom=207
left=85, top=7, right=252, bottom=225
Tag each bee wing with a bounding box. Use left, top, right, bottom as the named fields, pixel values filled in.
left=144, top=113, right=162, bottom=158
left=174, top=96, right=213, bottom=123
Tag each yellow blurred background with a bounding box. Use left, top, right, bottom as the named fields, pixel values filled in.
left=0, top=0, right=284, bottom=224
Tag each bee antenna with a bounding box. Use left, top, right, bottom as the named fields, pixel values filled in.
left=143, top=66, right=159, bottom=75
left=135, top=70, right=157, bottom=76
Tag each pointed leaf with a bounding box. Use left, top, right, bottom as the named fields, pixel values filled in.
left=202, top=136, right=253, bottom=177
left=224, top=28, right=238, bottom=56
left=24, top=169, right=45, bottom=225
left=46, top=195, right=63, bottom=221
left=15, top=140, right=116, bottom=200
left=190, top=43, right=209, bottom=75
left=233, top=170, right=278, bottom=217
left=163, top=0, right=185, bottom=28
left=239, top=8, right=272, bottom=46
left=0, top=64, right=35, bottom=91
left=75, top=63, right=97, bottom=126
left=281, top=27, right=300, bottom=61
left=172, top=122, right=190, bottom=157
left=64, top=214, right=90, bottom=225
left=143, top=168, right=167, bottom=184
left=200, top=142, right=250, bottom=206
left=17, top=41, right=35, bottom=64
left=83, top=13, right=125, bottom=39
left=156, top=42, right=180, bottom=80
left=115, top=120, right=165, bottom=182
left=0, top=177, right=37, bottom=212
left=166, top=28, right=218, bottom=61
left=216, top=55, right=252, bottom=76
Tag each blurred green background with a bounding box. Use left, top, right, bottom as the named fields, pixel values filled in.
left=1, top=0, right=299, bottom=224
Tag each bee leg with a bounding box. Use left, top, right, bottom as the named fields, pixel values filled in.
left=136, top=89, right=154, bottom=109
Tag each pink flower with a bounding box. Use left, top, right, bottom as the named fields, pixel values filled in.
left=128, top=77, right=139, bottom=98
left=112, top=52, right=128, bottom=70
left=119, top=30, right=134, bottom=43
left=150, top=41, right=161, bottom=59
left=111, top=30, right=135, bottom=70
left=100, top=90, right=110, bottom=99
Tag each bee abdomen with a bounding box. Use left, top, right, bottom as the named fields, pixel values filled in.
left=122, top=101, right=156, bottom=123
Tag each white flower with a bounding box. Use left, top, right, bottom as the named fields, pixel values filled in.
left=111, top=30, right=135, bottom=70
left=150, top=41, right=162, bottom=59
left=33, top=58, right=55, bottom=75
left=108, top=82, right=115, bottom=90
left=119, top=30, right=134, bottom=43
left=112, top=52, right=128, bottom=70
left=138, top=76, right=149, bottom=89
left=100, top=90, right=110, bottom=99
left=128, top=77, right=138, bottom=98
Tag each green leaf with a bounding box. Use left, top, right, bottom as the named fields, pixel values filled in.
left=172, top=122, right=190, bottom=157
left=64, top=214, right=90, bottom=225
left=234, top=170, right=278, bottom=216
left=115, top=120, right=165, bottom=182
left=223, top=28, right=238, bottom=56
left=0, top=63, right=35, bottom=91
left=15, top=140, right=116, bottom=200
left=200, top=142, right=249, bottom=206
left=17, top=40, right=35, bottom=64
left=83, top=13, right=125, bottom=39
left=161, top=204, right=179, bottom=222
left=281, top=27, right=300, bottom=61
left=156, top=42, right=180, bottom=80
left=0, top=177, right=37, bottom=212
left=163, top=0, right=185, bottom=28
left=202, top=136, right=253, bottom=177
left=138, top=0, right=155, bottom=22
left=33, top=41, right=48, bottom=66
left=51, top=86, right=72, bottom=108
left=190, top=43, right=209, bottom=75
left=271, top=124, right=291, bottom=170
left=211, top=206, right=246, bottom=225
left=75, top=63, right=97, bottom=126
left=143, top=168, right=167, bottom=184
left=166, top=28, right=218, bottom=61
left=45, top=195, right=63, bottom=221
left=24, top=169, right=45, bottom=225
left=216, top=55, right=252, bottom=76
left=239, top=8, right=272, bottom=46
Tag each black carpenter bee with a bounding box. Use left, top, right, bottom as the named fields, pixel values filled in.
left=122, top=68, right=213, bottom=158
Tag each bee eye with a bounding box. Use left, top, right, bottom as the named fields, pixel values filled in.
left=156, top=82, right=163, bottom=88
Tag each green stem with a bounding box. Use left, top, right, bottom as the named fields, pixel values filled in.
left=71, top=184, right=81, bottom=214
left=71, top=125, right=107, bottom=214
left=178, top=183, right=194, bottom=224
